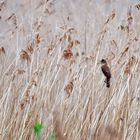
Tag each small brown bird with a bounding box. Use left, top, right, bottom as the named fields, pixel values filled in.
left=101, top=59, right=111, bottom=88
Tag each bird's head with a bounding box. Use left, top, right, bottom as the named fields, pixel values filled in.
left=101, top=59, right=107, bottom=64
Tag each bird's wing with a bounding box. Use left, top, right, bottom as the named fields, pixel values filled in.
left=101, top=65, right=111, bottom=78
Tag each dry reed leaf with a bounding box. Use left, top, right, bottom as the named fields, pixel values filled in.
left=121, top=47, right=129, bottom=56
left=6, top=13, right=15, bottom=21
left=111, top=10, right=116, bottom=19
left=120, top=37, right=137, bottom=60
left=74, top=40, right=80, bottom=45
left=62, top=33, right=71, bottom=42
left=47, top=37, right=59, bottom=54
left=37, top=23, right=43, bottom=31
left=5, top=13, right=17, bottom=28
left=105, top=10, right=116, bottom=24
left=118, top=7, right=133, bottom=33
left=31, top=79, right=37, bottom=86
left=119, top=36, right=137, bottom=62
left=127, top=7, right=133, bottom=25
left=67, top=34, right=71, bottom=42
left=44, top=8, right=55, bottom=15
left=63, top=48, right=73, bottom=59
left=34, top=20, right=44, bottom=30
left=85, top=55, right=95, bottom=62
left=36, top=33, right=41, bottom=44
left=61, top=39, right=79, bottom=53
left=134, top=37, right=138, bottom=42
left=0, top=47, right=6, bottom=54
left=125, top=7, right=133, bottom=33
left=67, top=41, right=74, bottom=49
left=20, top=82, right=35, bottom=110
left=124, top=56, right=136, bottom=75
left=27, top=44, right=34, bottom=54
left=118, top=25, right=129, bottom=32
left=67, top=28, right=75, bottom=33
left=64, top=80, right=73, bottom=97
left=20, top=102, right=25, bottom=110
left=47, top=46, right=53, bottom=54
left=117, top=47, right=129, bottom=64
left=120, top=25, right=125, bottom=30
left=126, top=26, right=130, bottom=33
left=126, top=25, right=130, bottom=33
left=135, top=4, right=140, bottom=10
left=20, top=50, right=31, bottom=62
left=111, top=40, right=117, bottom=48
left=20, top=97, right=30, bottom=110
left=31, top=95, right=37, bottom=102
left=59, top=28, right=76, bottom=42
left=12, top=15, right=17, bottom=28
left=59, top=25, right=67, bottom=30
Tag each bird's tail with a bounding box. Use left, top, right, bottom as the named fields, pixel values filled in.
left=106, top=78, right=110, bottom=88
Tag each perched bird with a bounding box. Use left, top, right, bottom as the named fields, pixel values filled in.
left=101, top=59, right=111, bottom=88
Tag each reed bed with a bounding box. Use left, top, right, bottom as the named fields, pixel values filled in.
left=0, top=0, right=140, bottom=140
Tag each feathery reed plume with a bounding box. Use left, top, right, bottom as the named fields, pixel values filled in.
left=135, top=4, right=140, bottom=10
left=124, top=56, right=136, bottom=75
left=36, top=33, right=41, bottom=44
left=63, top=48, right=73, bottom=59
left=20, top=50, right=31, bottom=62
left=64, top=80, right=74, bottom=97
left=0, top=47, right=5, bottom=54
